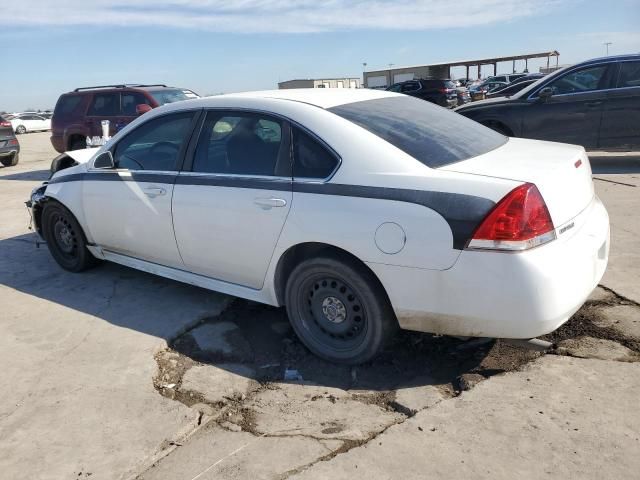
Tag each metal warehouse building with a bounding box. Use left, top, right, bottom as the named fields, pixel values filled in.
left=278, top=77, right=361, bottom=89
left=363, top=51, right=560, bottom=88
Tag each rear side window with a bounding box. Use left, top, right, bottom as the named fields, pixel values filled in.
left=122, top=92, right=150, bottom=116
left=113, top=112, right=194, bottom=171
left=192, top=111, right=289, bottom=177
left=54, top=95, right=83, bottom=116
left=292, top=128, right=338, bottom=179
left=616, top=61, right=640, bottom=88
left=328, top=96, right=507, bottom=168
left=88, top=93, right=120, bottom=116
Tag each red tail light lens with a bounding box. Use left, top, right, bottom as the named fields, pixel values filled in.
left=8, top=139, right=18, bottom=146
left=0, top=121, right=11, bottom=127
left=467, top=183, right=556, bottom=251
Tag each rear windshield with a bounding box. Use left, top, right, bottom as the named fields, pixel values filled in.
left=328, top=96, right=507, bottom=168
left=54, top=94, right=83, bottom=116
left=148, top=89, right=198, bottom=105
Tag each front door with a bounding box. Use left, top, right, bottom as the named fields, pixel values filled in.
left=172, top=111, right=292, bottom=289
left=600, top=60, right=640, bottom=150
left=82, top=111, right=198, bottom=268
left=522, top=63, right=613, bottom=148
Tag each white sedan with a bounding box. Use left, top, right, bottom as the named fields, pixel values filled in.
left=11, top=113, right=51, bottom=134
left=28, top=89, right=609, bottom=364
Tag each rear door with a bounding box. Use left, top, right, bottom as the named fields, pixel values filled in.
left=599, top=60, right=640, bottom=150
left=172, top=110, right=292, bottom=289
left=85, top=92, right=121, bottom=138
left=521, top=63, right=613, bottom=148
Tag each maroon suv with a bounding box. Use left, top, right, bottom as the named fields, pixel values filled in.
left=50, top=84, right=199, bottom=152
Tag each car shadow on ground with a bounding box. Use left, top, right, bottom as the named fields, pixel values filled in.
left=0, top=169, right=50, bottom=181
left=0, top=232, right=536, bottom=393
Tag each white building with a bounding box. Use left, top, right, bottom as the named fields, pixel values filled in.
left=278, top=78, right=361, bottom=89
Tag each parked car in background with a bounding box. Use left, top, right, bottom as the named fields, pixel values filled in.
left=486, top=79, right=540, bottom=98
left=0, top=115, right=20, bottom=166
left=50, top=84, right=199, bottom=153
left=29, top=89, right=609, bottom=364
left=456, top=85, right=471, bottom=105
left=10, top=113, right=51, bottom=134
left=486, top=73, right=527, bottom=84
left=456, top=54, right=640, bottom=150
left=386, top=79, right=458, bottom=108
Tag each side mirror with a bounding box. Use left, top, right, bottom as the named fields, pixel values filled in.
left=94, top=151, right=115, bottom=169
left=537, top=87, right=554, bottom=101
left=136, top=104, right=152, bottom=115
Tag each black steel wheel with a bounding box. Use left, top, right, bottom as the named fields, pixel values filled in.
left=41, top=202, right=99, bottom=272
left=285, top=255, right=396, bottom=364
left=0, top=153, right=18, bottom=167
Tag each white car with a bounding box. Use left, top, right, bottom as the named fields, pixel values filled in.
left=11, top=113, right=52, bottom=134
left=28, top=89, right=609, bottom=364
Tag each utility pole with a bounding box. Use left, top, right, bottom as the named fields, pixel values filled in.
left=362, top=62, right=367, bottom=88
left=604, top=42, right=612, bottom=56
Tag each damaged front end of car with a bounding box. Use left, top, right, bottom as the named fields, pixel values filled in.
left=25, top=183, right=49, bottom=239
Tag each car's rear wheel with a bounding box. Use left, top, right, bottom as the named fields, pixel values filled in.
left=41, top=202, right=99, bottom=272
left=15, top=125, right=26, bottom=134
left=69, top=136, right=86, bottom=151
left=0, top=153, right=19, bottom=167
left=285, top=255, right=396, bottom=364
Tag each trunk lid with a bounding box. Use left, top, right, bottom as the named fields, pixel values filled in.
left=440, top=137, right=594, bottom=228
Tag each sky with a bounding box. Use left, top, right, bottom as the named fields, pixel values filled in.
left=1, top=0, right=639, bottom=111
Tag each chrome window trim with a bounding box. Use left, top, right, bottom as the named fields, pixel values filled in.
left=177, top=171, right=292, bottom=182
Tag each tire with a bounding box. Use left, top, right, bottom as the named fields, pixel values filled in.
left=285, top=255, right=397, bottom=364
left=0, top=153, right=19, bottom=167
left=69, top=137, right=86, bottom=151
left=15, top=125, right=26, bottom=134
left=41, top=202, right=99, bottom=272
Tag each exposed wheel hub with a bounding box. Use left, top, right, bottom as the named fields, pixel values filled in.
left=53, top=219, right=75, bottom=254
left=321, top=296, right=347, bottom=324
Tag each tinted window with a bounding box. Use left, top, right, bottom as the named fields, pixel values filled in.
left=616, top=61, right=640, bottom=88
left=329, top=96, right=507, bottom=168
left=88, top=93, right=120, bottom=116
left=192, top=112, right=287, bottom=176
left=387, top=84, right=402, bottom=92
left=293, top=128, right=338, bottom=179
left=122, top=92, right=150, bottom=116
left=546, top=65, right=608, bottom=95
left=54, top=95, right=83, bottom=116
left=148, top=89, right=197, bottom=105
left=113, top=112, right=194, bottom=171
left=402, top=82, right=420, bottom=92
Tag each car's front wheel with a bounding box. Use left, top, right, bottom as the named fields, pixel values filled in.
left=41, top=202, right=99, bottom=272
left=285, top=255, right=396, bottom=364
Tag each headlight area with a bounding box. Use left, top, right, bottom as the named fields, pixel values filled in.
left=25, top=184, right=49, bottom=237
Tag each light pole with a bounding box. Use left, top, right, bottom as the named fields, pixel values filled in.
left=362, top=62, right=367, bottom=88
left=604, top=42, right=612, bottom=56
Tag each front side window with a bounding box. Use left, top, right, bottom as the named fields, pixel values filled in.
left=616, top=61, right=640, bottom=88
left=292, top=128, right=338, bottom=179
left=545, top=65, right=608, bottom=95
left=113, top=112, right=194, bottom=171
left=329, top=96, right=507, bottom=169
left=387, top=84, right=402, bottom=92
left=88, top=93, right=120, bottom=116
left=402, top=82, right=420, bottom=92
left=122, top=92, right=150, bottom=116
left=192, top=112, right=288, bottom=176
left=148, top=89, right=197, bottom=106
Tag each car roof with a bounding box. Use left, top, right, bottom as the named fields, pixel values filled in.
left=209, top=88, right=401, bottom=109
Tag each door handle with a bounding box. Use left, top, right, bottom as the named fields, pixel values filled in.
left=144, top=187, right=166, bottom=198
left=253, top=197, right=287, bottom=209
left=585, top=101, right=602, bottom=108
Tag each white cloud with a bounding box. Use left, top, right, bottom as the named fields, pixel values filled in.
left=6, top=0, right=563, bottom=33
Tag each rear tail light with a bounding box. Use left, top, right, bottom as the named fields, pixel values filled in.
left=466, top=183, right=556, bottom=251
left=8, top=139, right=18, bottom=146
left=0, top=121, right=11, bottom=127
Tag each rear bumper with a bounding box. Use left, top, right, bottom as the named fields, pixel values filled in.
left=368, top=196, right=610, bottom=339
left=50, top=134, right=65, bottom=153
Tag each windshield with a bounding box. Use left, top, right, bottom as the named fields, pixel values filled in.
left=329, top=96, right=507, bottom=168
left=148, top=89, right=199, bottom=105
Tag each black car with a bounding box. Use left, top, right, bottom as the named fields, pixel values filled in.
left=455, top=54, right=640, bottom=150
left=386, top=79, right=458, bottom=108
left=0, top=115, right=20, bottom=167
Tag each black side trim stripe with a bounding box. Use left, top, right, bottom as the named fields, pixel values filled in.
left=47, top=172, right=494, bottom=249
